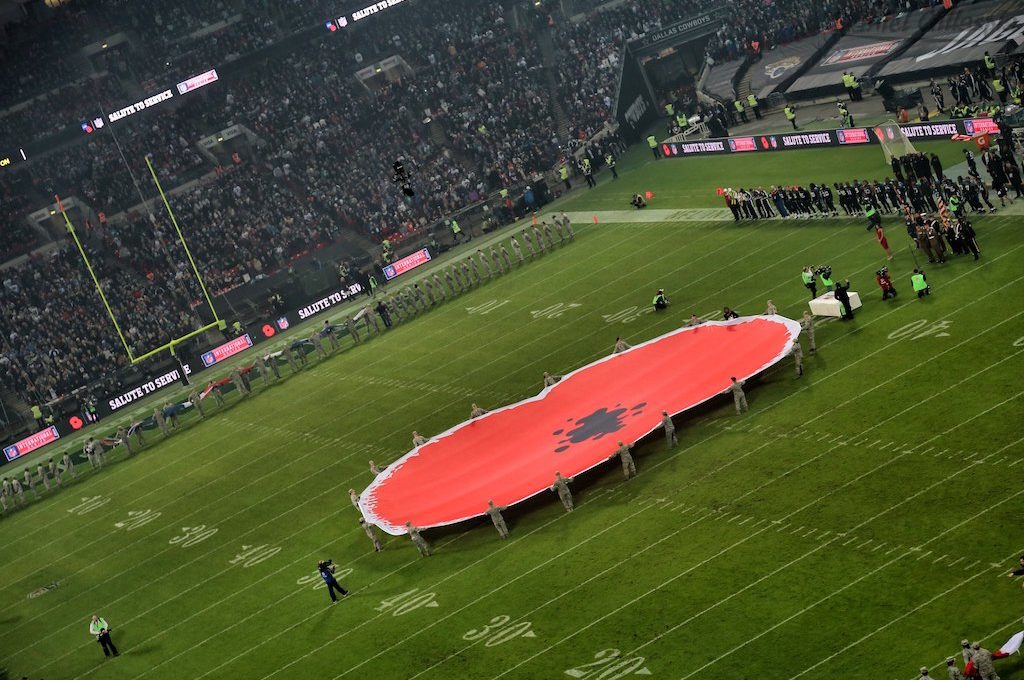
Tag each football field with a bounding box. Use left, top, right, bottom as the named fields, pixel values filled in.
left=2, top=142, right=1023, bottom=680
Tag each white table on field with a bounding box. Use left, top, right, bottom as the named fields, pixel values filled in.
left=808, top=290, right=862, bottom=318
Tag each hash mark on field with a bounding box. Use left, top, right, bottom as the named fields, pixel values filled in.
left=933, top=554, right=948, bottom=565
left=869, top=440, right=883, bottom=448
left=791, top=525, right=805, bottom=534
left=919, top=446, right=935, bottom=456
left=1009, top=459, right=1023, bottom=467
left=993, top=457, right=1007, bottom=465
left=803, top=528, right=818, bottom=538
left=872, top=542, right=885, bottom=552
left=948, top=556, right=966, bottom=567
left=842, top=536, right=858, bottom=546
left=775, top=522, right=791, bottom=533
left=727, top=514, right=742, bottom=523
left=963, top=560, right=980, bottom=571
left=916, top=550, right=934, bottom=561
left=856, top=539, right=873, bottom=550
left=817, top=531, right=831, bottom=540
left=886, top=545, right=901, bottom=555
left=738, top=517, right=753, bottom=526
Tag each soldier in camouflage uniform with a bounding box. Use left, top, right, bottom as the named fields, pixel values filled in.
left=345, top=317, right=361, bottom=344
left=406, top=522, right=431, bottom=557
left=615, top=442, right=636, bottom=479
left=551, top=472, right=574, bottom=512
left=486, top=500, right=509, bottom=538
left=361, top=518, right=384, bottom=552
left=662, top=411, right=678, bottom=448
left=510, top=236, right=525, bottom=264
left=801, top=311, right=816, bottom=353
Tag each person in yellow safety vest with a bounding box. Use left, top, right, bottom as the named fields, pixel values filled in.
left=993, top=76, right=1007, bottom=104
left=647, top=134, right=661, bottom=160
left=1011, top=85, right=1022, bottom=106
left=983, top=51, right=996, bottom=74
left=911, top=269, right=930, bottom=299
left=450, top=217, right=467, bottom=243
left=605, top=153, right=618, bottom=179
left=733, top=99, right=748, bottom=124
left=559, top=164, right=571, bottom=190
left=746, top=94, right=761, bottom=120
left=784, top=105, right=798, bottom=130
left=664, top=102, right=674, bottom=118
left=675, top=113, right=687, bottom=129
left=842, top=72, right=857, bottom=100
left=477, top=123, right=487, bottom=135
left=31, top=404, right=44, bottom=429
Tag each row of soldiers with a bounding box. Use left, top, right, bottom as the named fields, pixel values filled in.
left=0, top=454, right=76, bottom=512
left=917, top=638, right=1006, bottom=679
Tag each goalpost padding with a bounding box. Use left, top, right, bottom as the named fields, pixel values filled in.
left=873, top=122, right=918, bottom=164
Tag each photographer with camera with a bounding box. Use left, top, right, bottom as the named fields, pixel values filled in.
left=318, top=559, right=349, bottom=604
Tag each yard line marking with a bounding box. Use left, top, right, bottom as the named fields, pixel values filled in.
left=680, top=493, right=1024, bottom=680
left=138, top=233, right=1024, bottom=679
left=491, top=386, right=1021, bottom=680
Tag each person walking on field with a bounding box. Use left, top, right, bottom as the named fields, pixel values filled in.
left=801, top=311, right=816, bottom=353
left=792, top=339, right=804, bottom=377
left=729, top=377, right=748, bottom=414
left=317, top=560, right=349, bottom=603
left=360, top=519, right=385, bottom=552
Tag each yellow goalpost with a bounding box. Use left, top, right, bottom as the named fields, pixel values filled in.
left=57, top=156, right=227, bottom=365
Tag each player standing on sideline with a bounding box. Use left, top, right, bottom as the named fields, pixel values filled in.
left=801, top=311, right=816, bottom=353
left=470, top=403, right=488, bottom=419
left=317, top=560, right=349, bottom=603
left=662, top=411, right=678, bottom=448
left=486, top=500, right=509, bottom=538
left=349, top=489, right=360, bottom=509
left=551, top=472, right=575, bottom=512
left=360, top=519, right=384, bottom=552
left=90, top=614, right=119, bottom=658
left=615, top=442, right=636, bottom=479
left=792, top=339, right=804, bottom=377
left=613, top=337, right=632, bottom=354
left=729, top=377, right=748, bottom=414
left=413, top=431, right=428, bottom=447
left=406, top=522, right=432, bottom=556
left=510, top=235, right=524, bottom=264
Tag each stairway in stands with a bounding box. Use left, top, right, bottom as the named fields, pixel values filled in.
left=532, top=20, right=571, bottom=144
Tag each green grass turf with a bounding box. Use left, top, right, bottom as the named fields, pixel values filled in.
left=1, top=142, right=1023, bottom=680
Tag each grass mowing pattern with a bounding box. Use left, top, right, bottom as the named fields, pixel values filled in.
left=1, top=142, right=1022, bottom=680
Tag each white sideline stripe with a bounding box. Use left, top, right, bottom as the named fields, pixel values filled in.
left=790, top=546, right=1024, bottom=679
left=490, top=384, right=1024, bottom=680
left=562, top=209, right=734, bottom=223
left=81, top=218, right=1024, bottom=675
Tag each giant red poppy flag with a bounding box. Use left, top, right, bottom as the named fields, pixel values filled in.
left=361, top=316, right=801, bottom=535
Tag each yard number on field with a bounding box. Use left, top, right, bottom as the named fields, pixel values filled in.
left=229, top=544, right=281, bottom=568
left=462, top=615, right=537, bottom=646
left=67, top=496, right=111, bottom=515
left=531, top=302, right=582, bottom=319
left=602, top=306, right=654, bottom=324
left=375, top=588, right=439, bottom=616
left=466, top=300, right=510, bottom=315
left=169, top=525, right=219, bottom=547
left=565, top=649, right=651, bottom=679
left=297, top=566, right=353, bottom=590
left=114, top=509, right=161, bottom=530
left=888, top=319, right=952, bottom=341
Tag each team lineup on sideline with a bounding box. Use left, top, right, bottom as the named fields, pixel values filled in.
left=1, top=0, right=1023, bottom=678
